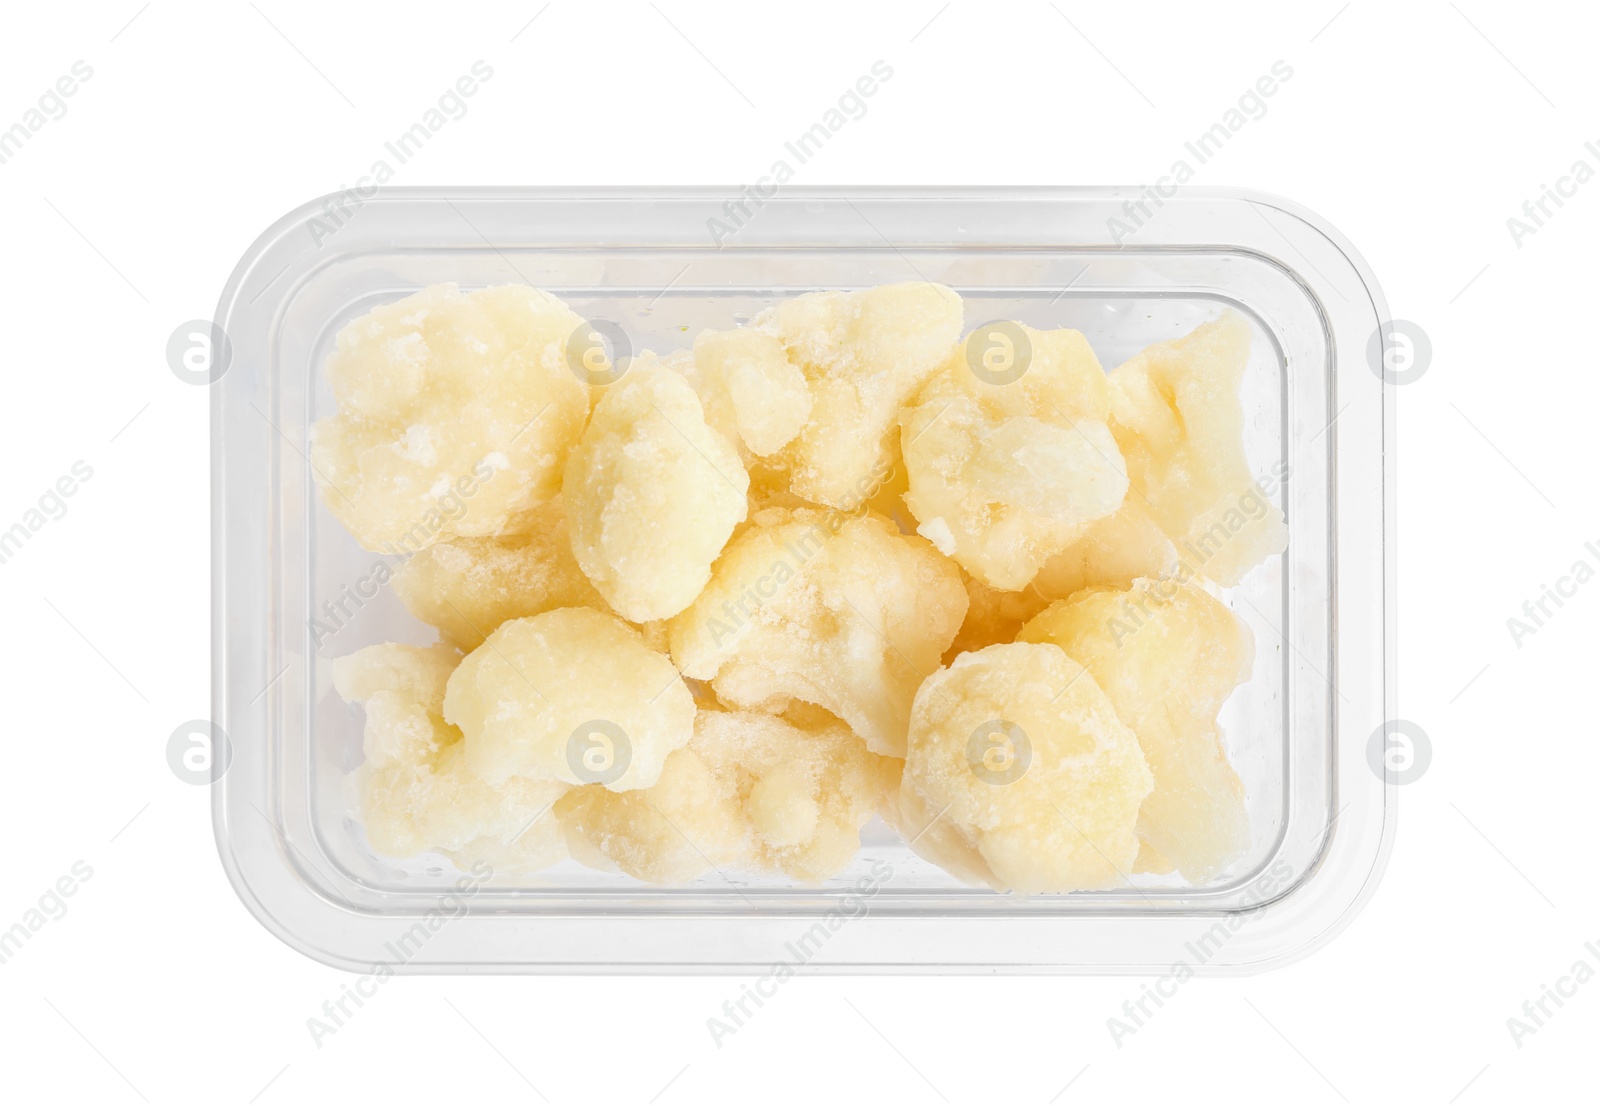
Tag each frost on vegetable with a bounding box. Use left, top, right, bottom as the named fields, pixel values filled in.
left=332, top=642, right=568, bottom=872
left=898, top=642, right=1153, bottom=893
left=443, top=607, right=696, bottom=792
left=668, top=507, right=967, bottom=757
left=390, top=496, right=606, bottom=651
left=1107, top=311, right=1287, bottom=585
left=562, top=357, right=749, bottom=622
left=679, top=327, right=813, bottom=457
left=310, top=283, right=593, bottom=552
left=557, top=708, right=897, bottom=884
left=1029, top=497, right=1182, bottom=602
left=755, top=282, right=963, bottom=508
left=555, top=733, right=746, bottom=884
left=902, top=324, right=1139, bottom=592
left=1019, top=578, right=1254, bottom=883
left=901, top=325, right=1130, bottom=590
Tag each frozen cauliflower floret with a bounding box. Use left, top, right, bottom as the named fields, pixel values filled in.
left=311, top=283, right=593, bottom=551
left=555, top=738, right=745, bottom=884
left=899, top=642, right=1153, bottom=893
left=1019, top=577, right=1254, bottom=883
left=939, top=500, right=1180, bottom=663
left=332, top=642, right=568, bottom=871
left=900, top=325, right=1129, bottom=591
left=562, top=357, right=749, bottom=622
left=558, top=709, right=897, bottom=884
left=696, top=709, right=897, bottom=881
left=390, top=496, right=606, bottom=651
left=669, top=507, right=967, bottom=757
left=756, top=282, right=963, bottom=508
left=680, top=328, right=813, bottom=457
left=443, top=607, right=696, bottom=791
left=1030, top=497, right=1182, bottom=601
left=1108, top=311, right=1287, bottom=585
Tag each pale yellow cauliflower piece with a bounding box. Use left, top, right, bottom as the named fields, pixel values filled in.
left=756, top=282, right=962, bottom=508
left=942, top=500, right=1181, bottom=664
left=1019, top=578, right=1254, bottom=883
left=311, top=283, right=593, bottom=551
left=332, top=642, right=567, bottom=872
left=899, top=642, right=1153, bottom=893
left=390, top=496, right=606, bottom=651
left=554, top=738, right=745, bottom=884
left=562, top=357, right=749, bottom=622
left=697, top=709, right=897, bottom=880
left=558, top=709, right=896, bottom=884
left=443, top=607, right=696, bottom=791
left=901, top=325, right=1129, bottom=590
left=669, top=507, right=967, bottom=756
left=1030, top=497, right=1182, bottom=600
left=1108, top=311, right=1287, bottom=585
left=680, top=328, right=813, bottom=457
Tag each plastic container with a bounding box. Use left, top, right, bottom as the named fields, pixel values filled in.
left=212, top=187, right=1394, bottom=974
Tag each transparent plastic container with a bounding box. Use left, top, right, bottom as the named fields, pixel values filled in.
left=212, top=187, right=1394, bottom=973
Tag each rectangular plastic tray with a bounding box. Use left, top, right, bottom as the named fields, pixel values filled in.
left=212, top=187, right=1394, bottom=973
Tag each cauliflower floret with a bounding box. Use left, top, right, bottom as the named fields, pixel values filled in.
left=669, top=507, right=967, bottom=756
left=756, top=282, right=963, bottom=508
left=558, top=708, right=897, bottom=884
left=898, top=642, right=1153, bottom=893
left=332, top=642, right=567, bottom=871
left=310, top=283, right=593, bottom=551
left=443, top=607, right=696, bottom=791
left=1030, top=497, right=1182, bottom=600
left=900, top=325, right=1129, bottom=590
left=697, top=708, right=897, bottom=880
left=1019, top=577, right=1254, bottom=883
left=562, top=357, right=749, bottom=622
left=1108, top=311, right=1287, bottom=585
left=678, top=328, right=813, bottom=457
left=555, top=738, right=745, bottom=884
left=390, top=496, right=607, bottom=651
left=939, top=498, right=1182, bottom=664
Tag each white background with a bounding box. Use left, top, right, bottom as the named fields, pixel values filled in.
left=0, top=1, right=1592, bottom=1103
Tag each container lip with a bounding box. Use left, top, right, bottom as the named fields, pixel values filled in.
left=211, top=185, right=1395, bottom=974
